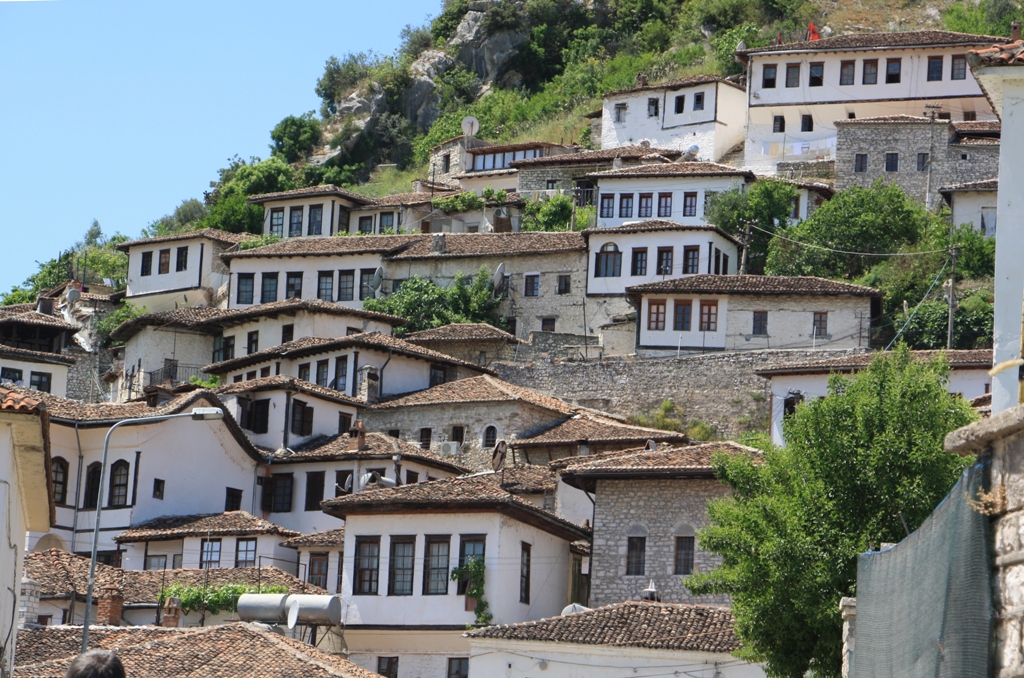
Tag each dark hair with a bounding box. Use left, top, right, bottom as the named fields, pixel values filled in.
left=65, top=650, right=125, bottom=678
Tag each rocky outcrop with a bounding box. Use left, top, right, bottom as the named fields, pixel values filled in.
left=312, top=82, right=389, bottom=163
left=449, top=2, right=527, bottom=83
left=404, top=50, right=458, bottom=133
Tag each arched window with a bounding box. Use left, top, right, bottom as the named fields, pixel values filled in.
left=51, top=457, right=69, bottom=505
left=83, top=463, right=101, bottom=509
left=626, top=524, right=647, bottom=576
left=595, top=243, right=622, bottom=278
left=109, top=460, right=130, bottom=507
left=673, top=523, right=695, bottom=576
left=483, top=426, right=498, bottom=449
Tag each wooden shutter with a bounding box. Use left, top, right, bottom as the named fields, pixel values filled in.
left=252, top=400, right=270, bottom=434
left=302, top=404, right=315, bottom=437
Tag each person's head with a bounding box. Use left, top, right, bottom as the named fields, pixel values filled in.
left=65, top=649, right=125, bottom=678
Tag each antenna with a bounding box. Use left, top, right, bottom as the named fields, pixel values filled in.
left=491, top=440, right=508, bottom=472
left=461, top=116, right=480, bottom=138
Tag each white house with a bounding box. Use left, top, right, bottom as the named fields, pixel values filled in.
left=940, top=178, right=998, bottom=235
left=248, top=184, right=376, bottom=240
left=321, top=471, right=590, bottom=678
left=454, top=141, right=573, bottom=194
left=467, top=601, right=767, bottom=678
left=736, top=30, right=1005, bottom=173
left=346, top=191, right=457, bottom=235
left=601, top=74, right=749, bottom=161
left=281, top=528, right=346, bottom=594
left=117, top=229, right=251, bottom=312
left=0, top=303, right=80, bottom=398
left=756, top=349, right=993, bottom=446
left=626, top=275, right=881, bottom=356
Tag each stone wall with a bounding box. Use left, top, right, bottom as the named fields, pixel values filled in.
left=777, top=159, right=836, bottom=181
left=492, top=348, right=863, bottom=438
left=589, top=477, right=730, bottom=607
left=64, top=346, right=113, bottom=403
left=517, top=166, right=603, bottom=192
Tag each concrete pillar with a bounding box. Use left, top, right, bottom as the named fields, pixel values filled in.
left=840, top=597, right=856, bottom=678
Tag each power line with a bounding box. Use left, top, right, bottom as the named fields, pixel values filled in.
left=746, top=222, right=946, bottom=257
left=885, top=256, right=950, bottom=350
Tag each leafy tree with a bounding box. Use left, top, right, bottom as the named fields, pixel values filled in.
left=95, top=302, right=147, bottom=347
left=705, top=179, right=798, bottom=274
left=364, top=268, right=504, bottom=335
left=432, top=192, right=486, bottom=213
left=142, top=199, right=208, bottom=237
left=687, top=346, right=976, bottom=677
left=431, top=0, right=470, bottom=42
left=435, top=65, right=481, bottom=115
left=711, top=22, right=768, bottom=73
left=315, top=53, right=375, bottom=116
left=522, top=194, right=574, bottom=231
left=199, top=193, right=264, bottom=235
left=214, top=157, right=297, bottom=203
left=893, top=293, right=993, bottom=350
left=298, top=161, right=362, bottom=188
left=398, top=23, right=434, bottom=61
left=270, top=112, right=322, bottom=163
left=944, top=0, right=1023, bottom=36
left=484, top=1, right=524, bottom=33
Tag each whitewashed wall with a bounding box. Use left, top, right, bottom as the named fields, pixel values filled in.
left=219, top=391, right=359, bottom=451
left=949, top=190, right=998, bottom=235
left=593, top=175, right=747, bottom=229
left=260, top=197, right=361, bottom=240
left=227, top=253, right=386, bottom=310
left=118, top=533, right=295, bottom=573
left=0, top=358, right=69, bottom=398
left=124, top=238, right=227, bottom=310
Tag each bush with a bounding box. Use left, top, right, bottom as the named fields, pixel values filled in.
left=522, top=194, right=574, bottom=231
left=484, top=1, right=524, bottom=34
left=432, top=192, right=486, bottom=213
left=431, top=0, right=470, bottom=42
left=364, top=268, right=504, bottom=335
left=95, top=302, right=147, bottom=348
left=435, top=65, right=482, bottom=115
left=159, top=583, right=289, bottom=616
left=199, top=193, right=264, bottom=235
left=399, top=23, right=433, bottom=61
left=270, top=112, right=322, bottom=163
left=315, top=54, right=375, bottom=116
left=711, top=22, right=767, bottom=73
left=214, top=157, right=297, bottom=202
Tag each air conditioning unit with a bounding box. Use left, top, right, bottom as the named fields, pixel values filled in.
left=439, top=441, right=462, bottom=456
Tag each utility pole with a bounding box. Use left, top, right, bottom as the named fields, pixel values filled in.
left=924, top=103, right=943, bottom=210
left=738, top=220, right=752, bottom=274
left=946, top=245, right=958, bottom=349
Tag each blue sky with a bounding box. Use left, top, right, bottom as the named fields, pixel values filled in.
left=0, top=0, right=434, bottom=291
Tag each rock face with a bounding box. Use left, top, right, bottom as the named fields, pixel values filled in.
left=329, top=82, right=389, bottom=156
left=449, top=3, right=527, bottom=83
left=404, top=50, right=458, bottom=133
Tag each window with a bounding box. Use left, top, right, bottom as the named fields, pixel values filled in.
left=631, top=248, right=648, bottom=276
left=239, top=399, right=270, bottom=434
left=338, top=413, right=352, bottom=436
left=298, top=363, right=310, bottom=382
left=420, top=428, right=432, bottom=449
left=863, top=59, right=878, bottom=85
left=546, top=179, right=558, bottom=190
left=263, top=473, right=294, bottom=513
left=785, top=63, right=800, bottom=87
left=447, top=658, right=469, bottom=678
left=886, top=58, right=901, bottom=83
left=29, top=372, right=51, bottom=394
left=656, top=247, right=673, bottom=275
left=917, top=152, right=930, bottom=172
left=840, top=60, right=855, bottom=85
left=289, top=207, right=303, bottom=237
left=952, top=54, right=967, bottom=80
left=753, top=311, right=768, bottom=336
left=657, top=193, right=672, bottom=218
left=618, top=194, right=633, bottom=218
left=638, top=193, right=653, bottom=218
left=520, top=543, right=531, bottom=604
left=291, top=399, right=314, bottom=437
left=854, top=153, right=868, bottom=173
left=270, top=208, right=284, bottom=237
left=140, top=251, right=153, bottom=276
left=286, top=272, right=303, bottom=299
left=784, top=394, right=804, bottom=416
left=457, top=536, right=486, bottom=594
left=675, top=536, right=695, bottom=575
left=175, top=246, right=188, bottom=272
left=483, top=425, right=498, bottom=448
left=801, top=115, right=813, bottom=132
left=647, top=97, right=659, bottom=117
left=693, top=92, right=704, bottom=110
left=305, top=471, right=325, bottom=511
left=441, top=153, right=451, bottom=173
left=236, top=274, right=255, bottom=305
left=246, top=331, right=258, bottom=355
left=813, top=311, right=828, bottom=337
left=406, top=470, right=419, bottom=484
left=450, top=426, right=465, bottom=445
left=152, top=478, right=165, bottom=500
left=377, top=657, right=398, bottom=678
left=674, top=94, right=685, bottom=113
left=762, top=64, right=777, bottom=88
left=557, top=275, right=571, bottom=294
left=524, top=274, right=540, bottom=296
left=261, top=273, right=278, bottom=303
left=316, top=360, right=329, bottom=387
left=928, top=55, right=943, bottom=81
left=790, top=197, right=800, bottom=220
left=599, top=194, right=614, bottom=218
left=683, top=246, right=699, bottom=274
left=963, top=111, right=977, bottom=121
left=109, top=460, right=129, bottom=507
left=144, top=555, right=167, bottom=571
left=671, top=299, right=693, bottom=331
left=0, top=367, right=22, bottom=384
left=158, top=249, right=170, bottom=275
left=308, top=552, right=328, bottom=588
left=424, top=536, right=450, bottom=594
left=379, top=212, right=394, bottom=232
left=225, top=487, right=242, bottom=512
left=336, top=470, right=353, bottom=497
left=647, top=300, right=666, bottom=331
left=982, top=207, right=998, bottom=236
left=359, top=268, right=377, bottom=301
left=595, top=243, right=622, bottom=278
left=308, top=205, right=323, bottom=235
left=236, top=538, right=257, bottom=568
left=172, top=554, right=182, bottom=569
left=334, top=355, right=348, bottom=391
left=52, top=457, right=68, bottom=504
left=317, top=271, right=334, bottom=301
left=614, top=103, right=627, bottom=123
left=809, top=62, right=824, bottom=87
left=773, top=115, right=785, bottom=133
left=541, top=318, right=556, bottom=332
left=355, top=537, right=381, bottom=594
left=212, top=335, right=235, bottom=363
left=682, top=192, right=697, bottom=217
left=885, top=153, right=899, bottom=172
left=695, top=300, right=719, bottom=332
left=389, top=537, right=415, bottom=595
left=626, top=536, right=646, bottom=575
left=430, top=364, right=447, bottom=387
left=358, top=216, right=374, bottom=234
left=338, top=270, right=355, bottom=301
left=200, top=538, right=221, bottom=569
left=260, top=367, right=270, bottom=378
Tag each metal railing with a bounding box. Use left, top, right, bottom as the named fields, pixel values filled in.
left=146, top=364, right=209, bottom=388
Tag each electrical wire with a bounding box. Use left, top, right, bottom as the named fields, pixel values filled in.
left=885, top=256, right=950, bottom=350
left=746, top=222, right=946, bottom=257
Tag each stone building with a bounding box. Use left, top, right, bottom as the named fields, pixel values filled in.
left=426, top=134, right=494, bottom=186
left=510, top=145, right=682, bottom=198
left=403, top=322, right=522, bottom=366
left=513, top=412, right=688, bottom=464
left=834, top=115, right=999, bottom=209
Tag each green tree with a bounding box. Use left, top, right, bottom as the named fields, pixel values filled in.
left=95, top=302, right=147, bottom=347
left=364, top=268, right=504, bottom=335
left=315, top=54, right=376, bottom=116
left=214, top=156, right=297, bottom=203
left=711, top=23, right=768, bottom=73
left=522, top=194, right=574, bottom=231
left=270, top=112, right=323, bottom=163
left=705, top=179, right=798, bottom=274
left=398, top=23, right=434, bottom=61
left=431, top=0, right=471, bottom=42
left=944, top=0, right=1023, bottom=36
left=687, top=346, right=976, bottom=677
left=199, top=193, right=264, bottom=235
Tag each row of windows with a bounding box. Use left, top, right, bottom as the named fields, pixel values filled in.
left=235, top=270, right=379, bottom=305
left=598, top=192, right=703, bottom=219
left=470, top=147, right=544, bottom=171
left=140, top=247, right=188, bottom=277
left=613, top=91, right=707, bottom=124
left=852, top=152, right=933, bottom=173
left=625, top=535, right=696, bottom=576
left=647, top=303, right=829, bottom=336
left=522, top=273, right=571, bottom=297
left=0, top=367, right=52, bottom=392
left=213, top=324, right=295, bottom=363
left=269, top=205, right=327, bottom=238
left=198, top=537, right=258, bottom=569
left=357, top=212, right=398, bottom=234
left=378, top=657, right=467, bottom=678
left=595, top=244, right=729, bottom=278
left=761, top=54, right=967, bottom=90
left=415, top=424, right=499, bottom=450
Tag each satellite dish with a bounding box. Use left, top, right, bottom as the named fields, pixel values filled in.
left=561, top=603, right=591, bottom=616
left=688, top=144, right=700, bottom=154
left=287, top=601, right=300, bottom=630
left=341, top=475, right=354, bottom=493
left=491, top=440, right=508, bottom=472
left=491, top=263, right=506, bottom=298
left=66, top=288, right=81, bottom=303
left=356, top=472, right=374, bottom=492
left=461, top=115, right=480, bottom=138
left=370, top=267, right=384, bottom=291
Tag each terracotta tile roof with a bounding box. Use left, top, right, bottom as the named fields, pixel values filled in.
left=271, top=431, right=473, bottom=475
left=0, top=387, right=43, bottom=413
left=374, top=375, right=575, bottom=415
left=0, top=311, right=79, bottom=332
left=0, top=304, right=39, bottom=315
left=604, top=74, right=743, bottom=97
left=0, top=345, right=76, bottom=367
left=215, top=375, right=365, bottom=408
left=754, top=348, right=992, bottom=376
left=467, top=601, right=740, bottom=653
left=509, top=146, right=682, bottom=168
left=13, top=623, right=379, bottom=678
left=221, top=234, right=423, bottom=261
left=371, top=191, right=459, bottom=208
left=405, top=322, right=521, bottom=344
left=467, top=141, right=566, bottom=155
left=450, top=168, right=519, bottom=179
left=281, top=527, right=346, bottom=549
left=115, top=228, right=253, bottom=252
left=588, top=161, right=755, bottom=180
left=969, top=39, right=1024, bottom=66
left=835, top=114, right=935, bottom=125
left=739, top=30, right=1006, bottom=56
left=107, top=305, right=232, bottom=341
left=203, top=332, right=493, bottom=376
left=114, top=511, right=300, bottom=543
left=939, top=177, right=998, bottom=194
left=954, top=136, right=1000, bottom=145
left=952, top=120, right=1001, bottom=134
left=15, top=626, right=190, bottom=668
left=515, top=413, right=689, bottom=448
left=323, top=472, right=590, bottom=542
left=765, top=176, right=836, bottom=195
left=582, top=220, right=742, bottom=245
left=626, top=274, right=881, bottom=298
left=383, top=232, right=586, bottom=260
left=246, top=184, right=375, bottom=205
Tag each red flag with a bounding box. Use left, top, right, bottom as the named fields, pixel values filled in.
left=808, top=21, right=820, bottom=40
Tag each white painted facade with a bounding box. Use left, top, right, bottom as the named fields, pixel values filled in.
left=118, top=533, right=295, bottom=574
left=218, top=389, right=360, bottom=451
left=123, top=235, right=233, bottom=312
left=347, top=204, right=427, bottom=235
left=456, top=171, right=520, bottom=194
left=946, top=188, right=998, bottom=235
left=226, top=253, right=386, bottom=311
left=0, top=357, right=69, bottom=398
left=258, top=194, right=367, bottom=240
left=592, top=174, right=750, bottom=229
left=293, top=545, right=344, bottom=594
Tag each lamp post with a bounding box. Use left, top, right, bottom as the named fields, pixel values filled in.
left=80, top=407, right=224, bottom=652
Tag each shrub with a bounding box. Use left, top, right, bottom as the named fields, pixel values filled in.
left=315, top=54, right=375, bottom=116
left=399, top=23, right=433, bottom=61
left=270, top=112, right=322, bottom=163
left=484, top=1, right=524, bottom=34
left=431, top=0, right=470, bottom=42
left=158, top=583, right=289, bottom=616
left=522, top=194, right=574, bottom=231
left=432, top=192, right=486, bottom=213
left=199, top=193, right=264, bottom=235
left=95, top=302, right=147, bottom=348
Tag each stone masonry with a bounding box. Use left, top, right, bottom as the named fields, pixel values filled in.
left=589, top=477, right=730, bottom=607
left=65, top=346, right=114, bottom=403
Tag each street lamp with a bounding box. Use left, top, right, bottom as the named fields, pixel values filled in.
left=80, top=407, right=224, bottom=651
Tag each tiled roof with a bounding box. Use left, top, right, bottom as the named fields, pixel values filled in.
left=323, top=472, right=590, bottom=541
left=583, top=220, right=742, bottom=245
left=835, top=114, right=935, bottom=124
left=114, top=511, right=300, bottom=543
left=939, top=177, right=998, bottom=193
left=203, top=332, right=492, bottom=375
left=467, top=601, right=740, bottom=652
left=374, top=375, right=575, bottom=415
left=754, top=348, right=992, bottom=376
left=271, top=431, right=473, bottom=475
left=515, top=412, right=689, bottom=448
left=405, top=322, right=521, bottom=344
left=0, top=311, right=79, bottom=332
left=954, top=136, right=1000, bottom=145
left=371, top=191, right=459, bottom=208
left=281, top=527, right=346, bottom=548
left=0, top=345, right=77, bottom=367
left=115, top=228, right=253, bottom=252
left=0, top=387, right=43, bottom=413
left=604, top=74, right=743, bottom=97
left=15, top=627, right=191, bottom=668
left=625, top=274, right=881, bottom=297
left=969, top=39, right=1024, bottom=66
left=13, top=623, right=379, bottom=678
left=767, top=177, right=836, bottom=195
left=467, top=141, right=565, bottom=155
left=588, top=161, right=755, bottom=180
left=952, top=120, right=1000, bottom=134
left=215, top=375, right=365, bottom=408
left=509, top=146, right=682, bottom=168
left=221, top=234, right=422, bottom=261
left=738, top=30, right=1006, bottom=55
left=450, top=168, right=519, bottom=180
left=246, top=184, right=375, bottom=205
left=0, top=304, right=40, bottom=315
left=383, top=232, right=586, bottom=260
left=108, top=305, right=232, bottom=341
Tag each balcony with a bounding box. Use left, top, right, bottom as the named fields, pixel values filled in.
left=146, top=363, right=210, bottom=389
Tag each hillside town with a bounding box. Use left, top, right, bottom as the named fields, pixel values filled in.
left=4, top=11, right=1024, bottom=678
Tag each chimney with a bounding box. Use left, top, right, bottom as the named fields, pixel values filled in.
left=356, top=365, right=380, bottom=405
left=347, top=419, right=367, bottom=451
left=640, top=580, right=661, bottom=603
left=612, top=154, right=623, bottom=170
left=1013, top=21, right=1022, bottom=42
left=412, top=179, right=425, bottom=192
left=36, top=297, right=54, bottom=315
left=636, top=72, right=648, bottom=87
left=430, top=233, right=447, bottom=254
left=96, top=583, right=123, bottom=626
left=161, top=596, right=182, bottom=628
left=18, top=578, right=41, bottom=628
